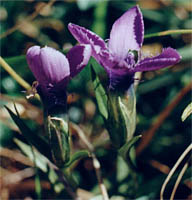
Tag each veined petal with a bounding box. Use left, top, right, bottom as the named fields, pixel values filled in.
left=27, top=46, right=70, bottom=85
left=108, top=5, right=144, bottom=59
left=133, top=47, right=181, bottom=72
left=66, top=44, right=91, bottom=77
left=39, top=46, right=70, bottom=84
left=68, top=23, right=107, bottom=63
left=26, top=46, right=48, bottom=85
left=98, top=49, right=117, bottom=71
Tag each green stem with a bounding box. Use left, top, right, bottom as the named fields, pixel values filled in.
left=144, top=29, right=192, bottom=39
left=92, top=0, right=108, bottom=38
left=0, top=56, right=31, bottom=90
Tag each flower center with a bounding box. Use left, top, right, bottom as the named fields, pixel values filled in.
left=124, top=52, right=135, bottom=68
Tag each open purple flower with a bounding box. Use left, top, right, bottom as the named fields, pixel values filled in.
left=68, top=5, right=181, bottom=92
left=26, top=45, right=91, bottom=113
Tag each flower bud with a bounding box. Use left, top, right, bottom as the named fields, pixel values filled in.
left=47, top=114, right=70, bottom=167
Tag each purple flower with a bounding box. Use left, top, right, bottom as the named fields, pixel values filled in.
left=26, top=45, right=91, bottom=112
left=68, top=5, right=181, bottom=91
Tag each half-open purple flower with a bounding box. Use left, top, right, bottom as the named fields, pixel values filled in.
left=26, top=45, right=91, bottom=113
left=68, top=5, right=181, bottom=92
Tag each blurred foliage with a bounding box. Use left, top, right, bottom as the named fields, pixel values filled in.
left=0, top=0, right=191, bottom=199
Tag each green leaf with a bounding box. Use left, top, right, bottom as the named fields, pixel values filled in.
left=90, top=195, right=103, bottom=200
left=77, top=0, right=100, bottom=11
left=142, top=9, right=164, bottom=23
left=92, top=0, right=108, bottom=37
left=110, top=196, right=126, bottom=200
left=5, top=105, right=51, bottom=159
left=135, top=196, right=149, bottom=200
left=63, top=150, right=90, bottom=168
left=178, top=45, right=192, bottom=61
left=118, top=135, right=142, bottom=161
left=5, top=55, right=26, bottom=68
left=91, top=65, right=108, bottom=119
left=118, top=135, right=142, bottom=172
left=181, top=102, right=192, bottom=121
left=106, top=85, right=137, bottom=148
left=106, top=94, right=128, bottom=148
left=15, top=140, right=67, bottom=195
left=48, top=167, right=65, bottom=193
left=116, top=155, right=129, bottom=182
left=35, top=168, right=42, bottom=199
left=119, top=85, right=137, bottom=140
left=14, top=138, right=48, bottom=172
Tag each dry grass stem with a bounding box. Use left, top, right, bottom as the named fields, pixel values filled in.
left=45, top=157, right=80, bottom=200
left=170, top=157, right=190, bottom=200
left=149, top=160, right=170, bottom=174
left=0, top=148, right=33, bottom=166
left=0, top=56, right=31, bottom=90
left=0, top=0, right=56, bottom=39
left=136, top=82, right=192, bottom=156
left=71, top=122, right=109, bottom=200
left=160, top=143, right=192, bottom=200
left=3, top=168, right=35, bottom=186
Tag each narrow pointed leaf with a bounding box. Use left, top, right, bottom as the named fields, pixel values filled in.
left=63, top=150, right=90, bottom=168
left=14, top=138, right=48, bottom=172
left=5, top=106, right=51, bottom=159
left=35, top=168, right=42, bottom=199
left=90, top=195, right=103, bottom=200
left=118, top=135, right=142, bottom=172
left=118, top=135, right=142, bottom=161
left=117, top=155, right=129, bottom=182
left=106, top=94, right=127, bottom=148
left=48, top=167, right=64, bottom=193
left=106, top=86, right=137, bottom=148
left=119, top=85, right=137, bottom=140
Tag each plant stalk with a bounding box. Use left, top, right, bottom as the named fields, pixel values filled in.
left=0, top=56, right=31, bottom=90
left=71, top=123, right=109, bottom=200
left=144, top=29, right=192, bottom=39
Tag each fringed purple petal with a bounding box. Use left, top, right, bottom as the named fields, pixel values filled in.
left=26, top=46, right=48, bottom=85
left=108, top=6, right=144, bottom=59
left=39, top=46, right=70, bottom=84
left=66, top=44, right=91, bottom=77
left=68, top=23, right=107, bottom=63
left=97, top=49, right=117, bottom=71
left=133, top=47, right=181, bottom=72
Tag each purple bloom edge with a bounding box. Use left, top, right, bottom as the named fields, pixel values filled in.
left=134, top=47, right=181, bottom=72
left=26, top=44, right=91, bottom=112
left=68, top=5, right=182, bottom=92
